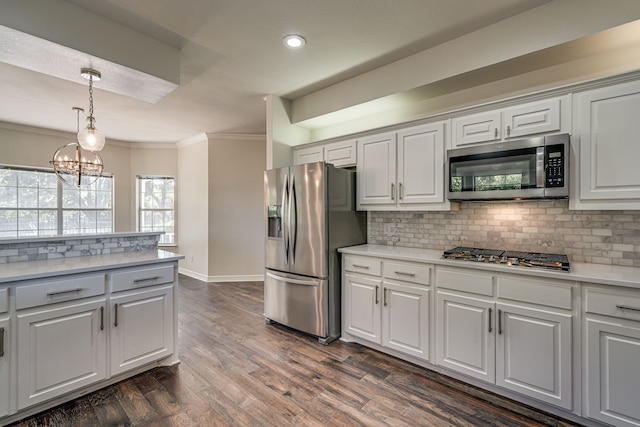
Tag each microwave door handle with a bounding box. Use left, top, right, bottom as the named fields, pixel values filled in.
left=282, top=174, right=289, bottom=264
left=536, top=146, right=545, bottom=188
left=290, top=174, right=297, bottom=266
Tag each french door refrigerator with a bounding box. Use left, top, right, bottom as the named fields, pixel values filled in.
left=264, top=162, right=366, bottom=344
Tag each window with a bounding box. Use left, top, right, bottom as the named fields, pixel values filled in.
left=137, top=176, right=175, bottom=246
left=0, top=165, right=113, bottom=238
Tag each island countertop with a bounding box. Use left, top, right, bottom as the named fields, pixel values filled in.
left=0, top=249, right=184, bottom=284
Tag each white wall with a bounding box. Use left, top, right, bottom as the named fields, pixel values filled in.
left=265, top=95, right=308, bottom=169
left=208, top=134, right=265, bottom=281
left=176, top=136, right=209, bottom=280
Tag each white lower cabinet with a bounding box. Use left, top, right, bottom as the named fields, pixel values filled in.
left=16, top=298, right=107, bottom=409
left=584, top=285, right=640, bottom=427
left=0, top=317, right=10, bottom=417
left=110, top=285, right=174, bottom=376
left=436, top=268, right=575, bottom=411
left=343, top=255, right=431, bottom=361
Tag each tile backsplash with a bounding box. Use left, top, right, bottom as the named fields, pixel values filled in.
left=368, top=200, right=640, bottom=267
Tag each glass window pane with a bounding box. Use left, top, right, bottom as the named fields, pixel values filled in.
left=63, top=211, right=80, bottom=235
left=39, top=210, right=58, bottom=234
left=18, top=171, right=37, bottom=187
left=0, top=187, right=17, bottom=208
left=0, top=210, right=17, bottom=231
left=0, top=169, right=17, bottom=186
left=38, top=188, right=57, bottom=208
left=18, top=187, right=38, bottom=208
left=18, top=210, right=38, bottom=234
left=63, top=187, right=80, bottom=208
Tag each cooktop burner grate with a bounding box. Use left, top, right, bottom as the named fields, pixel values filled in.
left=443, top=247, right=570, bottom=272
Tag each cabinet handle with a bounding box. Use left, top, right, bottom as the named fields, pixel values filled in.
left=0, top=327, right=4, bottom=357
left=506, top=125, right=511, bottom=138
left=394, top=271, right=415, bottom=277
left=391, top=183, right=395, bottom=200
left=399, top=182, right=403, bottom=200
left=100, top=306, right=104, bottom=331
left=498, top=309, right=503, bottom=335
left=133, top=276, right=160, bottom=284
left=494, top=128, right=498, bottom=139
left=114, top=303, right=119, bottom=327
left=384, top=288, right=388, bottom=307
left=488, top=308, right=493, bottom=333
left=617, top=305, right=640, bottom=313
left=352, top=264, right=370, bottom=269
left=375, top=285, right=379, bottom=304
left=47, top=288, right=84, bottom=297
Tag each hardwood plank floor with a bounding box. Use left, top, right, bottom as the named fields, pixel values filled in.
left=8, top=274, right=584, bottom=426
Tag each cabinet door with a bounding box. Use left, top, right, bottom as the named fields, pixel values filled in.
left=293, top=146, right=323, bottom=165
left=357, top=132, right=397, bottom=209
left=436, top=291, right=495, bottom=382
left=397, top=122, right=445, bottom=207
left=325, top=139, right=356, bottom=167
left=574, top=81, right=640, bottom=205
left=586, top=318, right=640, bottom=427
left=110, top=285, right=174, bottom=376
left=502, top=98, right=560, bottom=139
left=382, top=281, right=430, bottom=361
left=344, top=273, right=382, bottom=344
left=0, top=317, right=9, bottom=417
left=496, top=303, right=572, bottom=410
left=452, top=110, right=501, bottom=146
left=17, top=299, right=107, bottom=409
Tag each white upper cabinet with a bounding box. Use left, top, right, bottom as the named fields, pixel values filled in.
left=357, top=122, right=449, bottom=211
left=293, top=139, right=356, bottom=167
left=452, top=97, right=565, bottom=148
left=571, top=79, right=640, bottom=210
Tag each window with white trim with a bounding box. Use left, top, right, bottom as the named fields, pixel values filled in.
left=137, top=176, right=175, bottom=246
left=0, top=165, right=113, bottom=238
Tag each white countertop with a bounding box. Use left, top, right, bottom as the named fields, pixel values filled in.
left=0, top=250, right=184, bottom=284
left=339, top=244, right=640, bottom=289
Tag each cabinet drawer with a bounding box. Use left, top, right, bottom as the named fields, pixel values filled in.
left=0, top=288, right=7, bottom=314
left=497, top=276, right=573, bottom=310
left=383, top=261, right=430, bottom=285
left=585, top=286, right=640, bottom=321
left=110, top=264, right=174, bottom=293
left=436, top=268, right=493, bottom=296
left=15, top=274, right=106, bottom=310
left=343, top=255, right=381, bottom=276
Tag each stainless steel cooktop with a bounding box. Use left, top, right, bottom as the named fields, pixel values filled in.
left=443, top=247, right=570, bottom=272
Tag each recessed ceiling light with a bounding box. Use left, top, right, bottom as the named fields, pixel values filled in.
left=283, top=34, right=306, bottom=49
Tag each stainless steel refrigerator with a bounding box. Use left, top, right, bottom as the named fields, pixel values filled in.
left=264, top=162, right=366, bottom=344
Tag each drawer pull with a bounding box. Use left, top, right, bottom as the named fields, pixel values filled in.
left=384, top=287, right=388, bottom=307
left=394, top=271, right=415, bottom=277
left=0, top=327, right=4, bottom=357
left=498, top=309, right=503, bottom=335
left=352, top=264, right=370, bottom=269
left=114, top=303, right=119, bottom=327
left=47, top=288, right=84, bottom=298
left=488, top=308, right=493, bottom=333
left=375, top=286, right=379, bottom=305
left=100, top=306, right=104, bottom=331
left=133, top=276, right=160, bottom=284
left=617, top=305, right=640, bottom=313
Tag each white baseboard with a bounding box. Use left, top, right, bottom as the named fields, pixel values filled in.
left=178, top=268, right=263, bottom=283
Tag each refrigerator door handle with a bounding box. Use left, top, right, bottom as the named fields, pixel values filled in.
left=266, top=272, right=319, bottom=287
left=290, top=174, right=298, bottom=266
left=282, top=173, right=289, bottom=264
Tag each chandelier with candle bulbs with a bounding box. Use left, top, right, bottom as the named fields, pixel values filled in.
left=50, top=107, right=103, bottom=187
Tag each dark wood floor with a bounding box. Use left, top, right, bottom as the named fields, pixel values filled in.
left=9, top=274, right=584, bottom=427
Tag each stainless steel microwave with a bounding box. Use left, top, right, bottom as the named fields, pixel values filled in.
left=446, top=133, right=569, bottom=201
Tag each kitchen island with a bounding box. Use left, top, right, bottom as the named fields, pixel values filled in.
left=0, top=233, right=183, bottom=426
left=339, top=244, right=640, bottom=427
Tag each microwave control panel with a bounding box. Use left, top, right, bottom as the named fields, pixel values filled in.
left=544, top=144, right=565, bottom=188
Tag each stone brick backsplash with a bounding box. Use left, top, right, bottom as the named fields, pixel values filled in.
left=368, top=200, right=640, bottom=267
left=0, top=233, right=161, bottom=264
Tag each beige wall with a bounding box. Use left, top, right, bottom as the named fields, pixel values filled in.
left=176, top=136, right=209, bottom=279
left=208, top=135, right=266, bottom=280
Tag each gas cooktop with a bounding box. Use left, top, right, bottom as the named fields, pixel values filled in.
left=443, top=247, right=570, bottom=272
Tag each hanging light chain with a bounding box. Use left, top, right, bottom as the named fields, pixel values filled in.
left=88, top=75, right=94, bottom=121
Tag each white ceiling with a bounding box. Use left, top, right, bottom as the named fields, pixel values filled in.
left=0, top=0, right=624, bottom=144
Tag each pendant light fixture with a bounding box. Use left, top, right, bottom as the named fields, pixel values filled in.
left=50, top=107, right=104, bottom=187
left=77, top=68, right=106, bottom=151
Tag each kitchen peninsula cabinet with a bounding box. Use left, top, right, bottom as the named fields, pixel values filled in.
left=357, top=121, right=448, bottom=211
left=584, top=285, right=640, bottom=427
left=436, top=267, right=575, bottom=410
left=452, top=97, right=565, bottom=147
left=571, top=79, right=640, bottom=210
left=343, top=254, right=431, bottom=361
left=0, top=303, right=9, bottom=418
